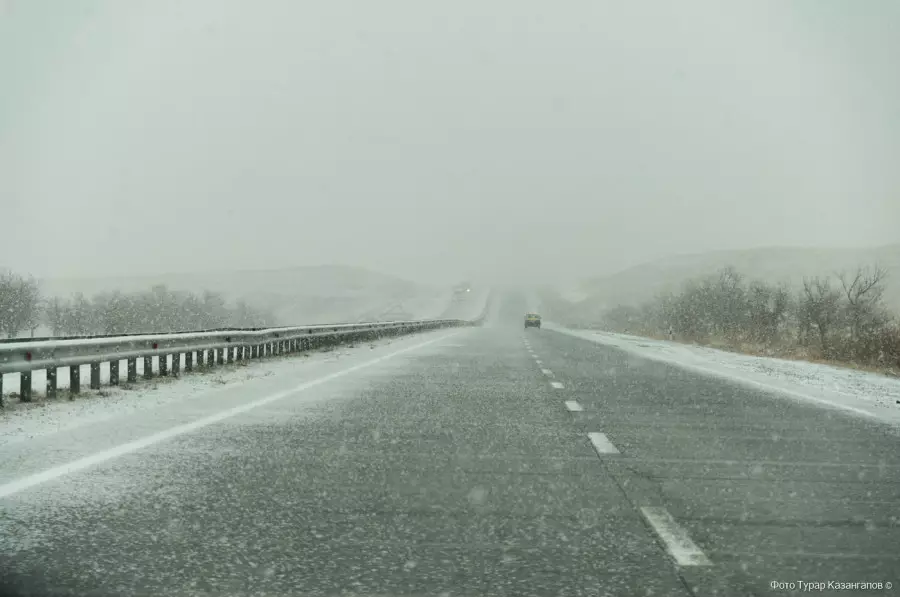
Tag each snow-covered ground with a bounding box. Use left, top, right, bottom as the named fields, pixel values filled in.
left=547, top=323, right=900, bottom=425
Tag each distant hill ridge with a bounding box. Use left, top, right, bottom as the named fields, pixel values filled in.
left=577, top=244, right=900, bottom=310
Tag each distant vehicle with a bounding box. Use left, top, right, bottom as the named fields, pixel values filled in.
left=524, top=313, right=541, bottom=329
left=453, top=282, right=472, bottom=295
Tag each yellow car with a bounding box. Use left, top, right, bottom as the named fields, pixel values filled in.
left=524, top=313, right=542, bottom=329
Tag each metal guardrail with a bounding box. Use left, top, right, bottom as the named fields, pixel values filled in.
left=0, top=317, right=481, bottom=404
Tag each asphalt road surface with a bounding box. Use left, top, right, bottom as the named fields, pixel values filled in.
left=1, top=294, right=898, bottom=596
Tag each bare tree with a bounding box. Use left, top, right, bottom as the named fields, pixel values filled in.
left=201, top=290, right=229, bottom=329
left=0, top=272, right=41, bottom=338
left=747, top=280, right=790, bottom=344
left=837, top=266, right=889, bottom=357
left=799, top=277, right=842, bottom=354
left=44, top=296, right=66, bottom=336
left=67, top=293, right=95, bottom=335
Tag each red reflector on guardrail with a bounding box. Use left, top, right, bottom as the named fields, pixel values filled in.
left=152, top=342, right=158, bottom=349
left=25, top=351, right=32, bottom=361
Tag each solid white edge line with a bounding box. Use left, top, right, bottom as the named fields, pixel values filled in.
left=541, top=368, right=553, bottom=376
left=550, top=381, right=564, bottom=389
left=587, top=431, right=619, bottom=454
left=565, top=400, right=583, bottom=412
left=640, top=507, right=712, bottom=566
left=0, top=331, right=461, bottom=499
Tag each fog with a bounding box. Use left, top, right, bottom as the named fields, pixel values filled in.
left=3, top=0, right=899, bottom=287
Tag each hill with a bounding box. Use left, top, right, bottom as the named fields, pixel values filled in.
left=572, top=244, right=900, bottom=312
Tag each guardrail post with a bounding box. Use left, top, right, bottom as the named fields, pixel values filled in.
left=159, top=354, right=168, bottom=377
left=127, top=358, right=137, bottom=383
left=172, top=353, right=180, bottom=376
left=109, top=360, right=119, bottom=386
left=196, top=350, right=204, bottom=367
left=144, top=356, right=153, bottom=379
left=20, top=371, right=32, bottom=402
left=217, top=348, right=225, bottom=364
left=185, top=351, right=193, bottom=372
left=70, top=366, right=80, bottom=396
left=251, top=345, right=258, bottom=358
left=46, top=367, right=57, bottom=398
left=90, top=362, right=101, bottom=389
left=227, top=347, right=235, bottom=364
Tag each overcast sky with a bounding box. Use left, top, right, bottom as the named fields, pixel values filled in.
left=3, top=0, right=898, bottom=285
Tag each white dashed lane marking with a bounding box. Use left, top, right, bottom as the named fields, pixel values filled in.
left=541, top=368, right=553, bottom=377
left=640, top=507, right=712, bottom=566
left=565, top=400, right=583, bottom=412
left=550, top=381, right=564, bottom=389
left=535, top=359, right=542, bottom=364
left=587, top=432, right=619, bottom=455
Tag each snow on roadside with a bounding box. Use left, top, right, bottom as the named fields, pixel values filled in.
left=547, top=323, right=900, bottom=425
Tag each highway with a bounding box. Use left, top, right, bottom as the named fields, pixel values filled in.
left=1, top=293, right=898, bottom=596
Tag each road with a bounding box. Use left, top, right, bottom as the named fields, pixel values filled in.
left=1, top=293, right=898, bottom=596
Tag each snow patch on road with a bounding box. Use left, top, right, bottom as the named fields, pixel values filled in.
left=548, top=324, right=900, bottom=425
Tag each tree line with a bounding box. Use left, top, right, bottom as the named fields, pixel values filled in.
left=566, top=265, right=899, bottom=370
left=0, top=271, right=277, bottom=338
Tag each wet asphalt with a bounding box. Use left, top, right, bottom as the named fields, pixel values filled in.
left=1, top=293, right=898, bottom=596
